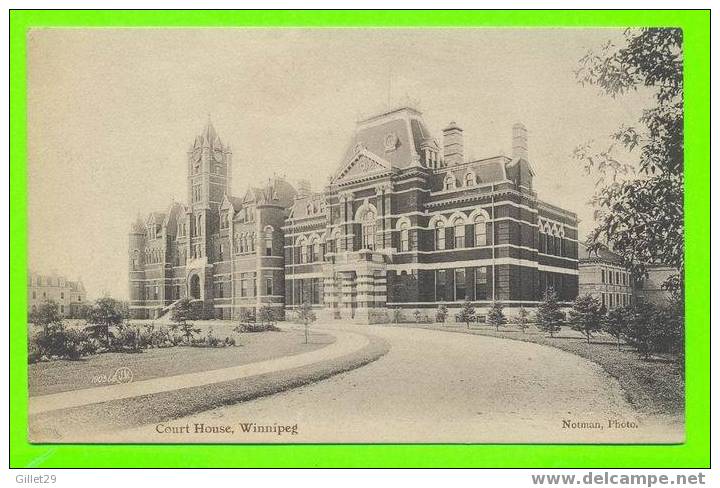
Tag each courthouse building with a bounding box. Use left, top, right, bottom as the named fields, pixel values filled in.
left=129, top=107, right=579, bottom=321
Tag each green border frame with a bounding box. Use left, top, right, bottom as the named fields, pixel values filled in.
left=9, top=10, right=710, bottom=468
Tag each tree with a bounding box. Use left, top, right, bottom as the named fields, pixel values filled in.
left=297, top=301, right=316, bottom=344
left=85, top=296, right=125, bottom=346
left=536, top=288, right=565, bottom=338
left=457, top=299, right=476, bottom=329
left=258, top=306, right=276, bottom=326
left=568, top=295, right=603, bottom=343
left=487, top=301, right=507, bottom=331
left=622, top=301, right=657, bottom=359
left=170, top=298, right=201, bottom=343
left=574, top=28, right=684, bottom=298
left=435, top=304, right=449, bottom=324
left=29, top=300, right=62, bottom=331
left=513, top=306, right=531, bottom=333
left=604, top=306, right=627, bottom=351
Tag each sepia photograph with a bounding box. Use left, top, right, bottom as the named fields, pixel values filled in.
left=25, top=27, right=685, bottom=444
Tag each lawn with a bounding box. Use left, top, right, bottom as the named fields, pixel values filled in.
left=29, top=325, right=334, bottom=397
left=400, top=322, right=684, bottom=418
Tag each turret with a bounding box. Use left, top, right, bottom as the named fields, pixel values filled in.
left=442, top=121, right=464, bottom=166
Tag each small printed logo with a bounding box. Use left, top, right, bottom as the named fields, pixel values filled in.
left=91, top=367, right=134, bottom=385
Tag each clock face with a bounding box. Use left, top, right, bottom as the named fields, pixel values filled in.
left=213, top=150, right=224, bottom=163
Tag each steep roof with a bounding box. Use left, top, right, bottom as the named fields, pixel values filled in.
left=578, top=242, right=622, bottom=264
left=338, top=107, right=431, bottom=174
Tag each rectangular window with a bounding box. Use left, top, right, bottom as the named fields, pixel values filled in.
left=601, top=293, right=605, bottom=307
left=60, top=305, right=64, bottom=313
left=312, top=278, right=321, bottom=305
left=265, top=277, right=273, bottom=296
left=154, top=286, right=159, bottom=300
left=601, top=269, right=605, bottom=283
left=241, top=276, right=249, bottom=297
left=609, top=293, right=614, bottom=308
left=435, top=270, right=446, bottom=301
left=219, top=243, right=224, bottom=260
left=454, top=269, right=466, bottom=301
left=435, top=227, right=445, bottom=251
left=474, top=267, right=488, bottom=300
left=454, top=224, right=465, bottom=249
left=60, top=292, right=64, bottom=299
left=32, top=291, right=36, bottom=299
left=265, top=238, right=273, bottom=256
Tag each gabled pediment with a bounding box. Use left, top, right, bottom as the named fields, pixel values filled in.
left=332, top=146, right=394, bottom=184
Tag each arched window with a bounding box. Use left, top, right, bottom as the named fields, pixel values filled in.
left=444, top=174, right=456, bottom=191
left=399, top=222, right=410, bottom=252
left=249, top=233, right=255, bottom=252
left=362, top=210, right=376, bottom=250
left=474, top=215, right=487, bottom=246
left=465, top=172, right=475, bottom=187
left=335, top=232, right=343, bottom=254
left=454, top=217, right=465, bottom=248
left=131, top=250, right=140, bottom=270
left=435, top=221, right=446, bottom=250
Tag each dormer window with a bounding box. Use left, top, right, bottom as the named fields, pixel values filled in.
left=465, top=172, right=475, bottom=187
left=444, top=174, right=456, bottom=191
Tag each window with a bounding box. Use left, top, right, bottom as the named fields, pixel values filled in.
left=60, top=305, right=64, bottom=313
left=241, top=275, right=249, bottom=297
left=361, top=210, right=376, bottom=250
left=454, top=217, right=465, bottom=249
left=601, top=269, right=605, bottom=283
left=335, top=233, right=343, bottom=254
left=265, top=232, right=273, bottom=256
left=475, top=267, right=488, bottom=300
left=444, top=174, right=455, bottom=190
left=314, top=239, right=321, bottom=262
left=601, top=293, right=606, bottom=307
left=43, top=292, right=46, bottom=299
left=435, top=270, right=447, bottom=301
left=60, top=292, right=64, bottom=300
left=153, top=285, right=159, bottom=300
left=400, top=222, right=409, bottom=252
left=300, top=243, right=308, bottom=264
left=265, top=278, right=273, bottom=296
left=454, top=269, right=466, bottom=301
left=474, top=216, right=487, bottom=246
left=465, top=172, right=475, bottom=187
left=32, top=291, right=36, bottom=299
left=435, top=221, right=446, bottom=250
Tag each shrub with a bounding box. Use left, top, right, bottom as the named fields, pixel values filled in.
left=297, top=301, right=316, bottom=344
left=28, top=341, right=42, bottom=364
left=258, top=306, right=277, bottom=326
left=568, top=294, right=603, bottom=343
left=115, top=324, right=142, bottom=352
left=139, top=323, right=173, bottom=348
left=170, top=298, right=201, bottom=343
left=224, top=337, right=236, bottom=347
left=603, top=306, right=627, bottom=350
left=368, top=309, right=390, bottom=324
left=32, top=323, right=97, bottom=361
left=535, top=288, right=565, bottom=337
left=238, top=308, right=256, bottom=324
left=513, top=306, right=531, bottom=333
left=435, top=304, right=448, bottom=323
left=621, top=301, right=656, bottom=359
left=392, top=308, right=406, bottom=324
left=413, top=309, right=422, bottom=323
left=487, top=301, right=507, bottom=331
left=457, top=299, right=476, bottom=328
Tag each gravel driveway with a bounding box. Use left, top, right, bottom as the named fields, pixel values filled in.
left=109, top=323, right=683, bottom=444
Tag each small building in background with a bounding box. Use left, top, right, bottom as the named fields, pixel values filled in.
left=578, top=243, right=633, bottom=310
left=634, top=264, right=676, bottom=304
left=27, top=271, right=87, bottom=317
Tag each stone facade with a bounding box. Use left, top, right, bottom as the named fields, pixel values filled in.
left=28, top=271, right=86, bottom=317
left=129, top=108, right=580, bottom=322
left=578, top=243, right=633, bottom=310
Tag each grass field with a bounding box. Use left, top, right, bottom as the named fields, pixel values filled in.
left=399, top=322, right=684, bottom=418
left=29, top=325, right=334, bottom=397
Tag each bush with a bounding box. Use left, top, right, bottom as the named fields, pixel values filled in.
left=568, top=294, right=603, bottom=343
left=368, top=309, right=390, bottom=324
left=32, top=322, right=98, bottom=361
left=435, top=304, right=448, bottom=323
left=392, top=308, right=406, bottom=324
left=138, top=323, right=173, bottom=348
left=487, top=301, right=507, bottom=331
left=238, top=308, right=256, bottom=324
left=234, top=322, right=280, bottom=333
left=457, top=299, right=476, bottom=328
left=513, top=306, right=531, bottom=333
left=115, top=324, right=142, bottom=352
left=536, top=288, right=565, bottom=337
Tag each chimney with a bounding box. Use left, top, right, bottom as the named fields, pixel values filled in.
left=512, top=122, right=528, bottom=161
left=442, top=121, right=464, bottom=166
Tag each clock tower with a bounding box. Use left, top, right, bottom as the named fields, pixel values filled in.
left=185, top=118, right=232, bottom=261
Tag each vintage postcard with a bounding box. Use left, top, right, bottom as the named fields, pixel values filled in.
left=26, top=27, right=685, bottom=444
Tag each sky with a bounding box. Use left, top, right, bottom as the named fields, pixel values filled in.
left=27, top=28, right=652, bottom=300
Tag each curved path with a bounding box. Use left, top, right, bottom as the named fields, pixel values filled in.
left=29, top=326, right=368, bottom=415
left=109, top=323, right=682, bottom=443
